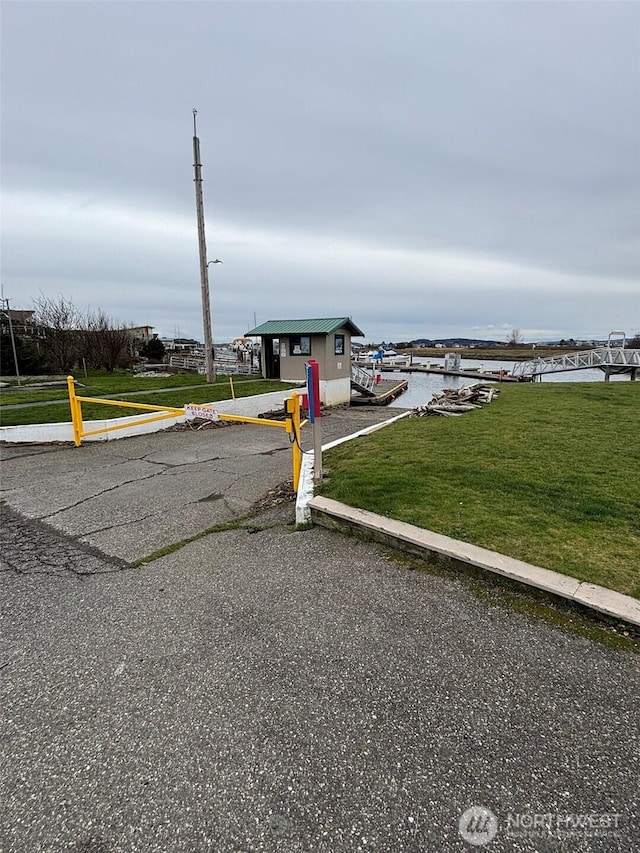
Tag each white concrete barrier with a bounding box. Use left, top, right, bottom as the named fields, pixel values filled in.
left=0, top=387, right=303, bottom=445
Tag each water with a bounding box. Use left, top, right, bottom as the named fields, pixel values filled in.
left=388, top=357, right=629, bottom=409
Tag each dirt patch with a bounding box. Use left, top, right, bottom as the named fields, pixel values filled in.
left=166, top=418, right=236, bottom=433
left=250, top=480, right=296, bottom=512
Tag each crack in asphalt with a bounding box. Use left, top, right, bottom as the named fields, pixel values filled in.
left=40, top=464, right=255, bottom=535
left=60, top=510, right=175, bottom=538
left=1, top=437, right=294, bottom=576
left=37, top=469, right=170, bottom=521
left=0, top=502, right=133, bottom=578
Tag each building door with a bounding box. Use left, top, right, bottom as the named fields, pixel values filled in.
left=264, top=337, right=280, bottom=379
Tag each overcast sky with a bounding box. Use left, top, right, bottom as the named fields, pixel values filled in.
left=2, top=1, right=639, bottom=344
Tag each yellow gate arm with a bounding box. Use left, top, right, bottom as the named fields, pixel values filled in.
left=68, top=377, right=305, bottom=491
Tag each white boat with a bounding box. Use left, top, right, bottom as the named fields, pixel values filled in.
left=353, top=349, right=412, bottom=368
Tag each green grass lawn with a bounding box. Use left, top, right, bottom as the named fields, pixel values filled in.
left=0, top=373, right=298, bottom=426
left=319, top=382, right=640, bottom=598
left=0, top=369, right=219, bottom=406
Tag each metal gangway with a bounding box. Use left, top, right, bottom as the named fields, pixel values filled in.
left=511, top=333, right=639, bottom=380
left=351, top=362, right=376, bottom=396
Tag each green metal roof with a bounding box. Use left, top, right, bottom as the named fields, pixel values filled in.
left=246, top=317, right=364, bottom=337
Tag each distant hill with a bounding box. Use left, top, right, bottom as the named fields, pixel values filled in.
left=407, top=338, right=503, bottom=348
left=380, top=337, right=619, bottom=349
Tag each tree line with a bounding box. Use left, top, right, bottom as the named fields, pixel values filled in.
left=1, top=294, right=165, bottom=376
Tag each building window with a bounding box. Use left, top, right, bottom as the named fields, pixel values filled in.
left=334, top=334, right=345, bottom=355
left=289, top=335, right=311, bottom=356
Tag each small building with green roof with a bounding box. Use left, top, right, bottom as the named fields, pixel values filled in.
left=246, top=317, right=364, bottom=406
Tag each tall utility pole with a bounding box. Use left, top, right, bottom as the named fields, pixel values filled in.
left=192, top=109, right=215, bottom=384
left=1, top=293, right=21, bottom=386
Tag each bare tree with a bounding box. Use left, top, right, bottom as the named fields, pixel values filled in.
left=506, top=328, right=523, bottom=347
left=85, top=309, right=133, bottom=372
left=34, top=295, right=134, bottom=373
left=32, top=294, right=84, bottom=373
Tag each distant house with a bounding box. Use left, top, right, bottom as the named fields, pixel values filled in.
left=124, top=325, right=155, bottom=357
left=1, top=308, right=42, bottom=339
left=161, top=337, right=200, bottom=353
left=246, top=317, right=364, bottom=406
left=128, top=325, right=154, bottom=342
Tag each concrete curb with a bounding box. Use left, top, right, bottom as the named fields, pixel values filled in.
left=308, top=495, right=640, bottom=628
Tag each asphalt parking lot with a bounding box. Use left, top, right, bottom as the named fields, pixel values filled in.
left=1, top=409, right=638, bottom=852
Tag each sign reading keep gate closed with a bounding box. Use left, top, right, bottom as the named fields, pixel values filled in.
left=185, top=404, right=220, bottom=422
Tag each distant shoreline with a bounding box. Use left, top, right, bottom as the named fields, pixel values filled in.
left=402, top=345, right=581, bottom=362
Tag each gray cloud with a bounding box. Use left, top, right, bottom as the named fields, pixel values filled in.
left=2, top=1, right=638, bottom=344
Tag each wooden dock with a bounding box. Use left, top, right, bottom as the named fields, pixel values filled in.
left=351, top=377, right=409, bottom=406
left=352, top=361, right=521, bottom=382
left=404, top=365, right=521, bottom=382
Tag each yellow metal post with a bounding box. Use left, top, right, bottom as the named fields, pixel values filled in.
left=67, top=375, right=83, bottom=447
left=75, top=392, right=84, bottom=445
left=229, top=376, right=236, bottom=399
left=285, top=392, right=302, bottom=491
left=293, top=392, right=302, bottom=491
